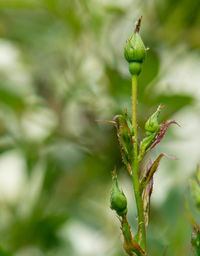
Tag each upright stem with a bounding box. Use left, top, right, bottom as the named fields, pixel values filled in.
left=131, top=75, right=146, bottom=251
left=132, top=75, right=138, bottom=156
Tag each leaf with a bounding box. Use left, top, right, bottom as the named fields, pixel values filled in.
left=142, top=176, right=153, bottom=226
left=140, top=154, right=177, bottom=225
left=141, top=153, right=176, bottom=189
left=138, top=49, right=160, bottom=100
left=98, top=114, right=134, bottom=175
left=115, top=115, right=134, bottom=175
left=114, top=115, right=134, bottom=157
left=105, top=66, right=131, bottom=97
left=0, top=247, right=12, bottom=256
left=140, top=159, right=153, bottom=226
left=0, top=82, right=25, bottom=111
left=9, top=212, right=68, bottom=250
left=149, top=120, right=179, bottom=151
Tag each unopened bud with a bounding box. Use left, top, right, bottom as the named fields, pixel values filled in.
left=145, top=105, right=163, bottom=136
left=124, top=17, right=146, bottom=76
left=110, top=171, right=127, bottom=216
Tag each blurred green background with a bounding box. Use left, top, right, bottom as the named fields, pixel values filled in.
left=0, top=0, right=200, bottom=255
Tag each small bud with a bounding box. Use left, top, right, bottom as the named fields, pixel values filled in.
left=145, top=105, right=163, bottom=135
left=110, top=171, right=127, bottom=216
left=124, top=17, right=146, bottom=76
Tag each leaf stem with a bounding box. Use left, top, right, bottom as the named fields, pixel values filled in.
left=131, top=75, right=146, bottom=251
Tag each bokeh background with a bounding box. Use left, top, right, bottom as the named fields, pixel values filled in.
left=0, top=0, right=200, bottom=255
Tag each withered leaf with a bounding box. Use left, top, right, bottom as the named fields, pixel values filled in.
left=149, top=120, right=179, bottom=151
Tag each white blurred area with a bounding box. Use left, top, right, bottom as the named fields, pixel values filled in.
left=62, top=220, right=108, bottom=256
left=0, top=150, right=26, bottom=203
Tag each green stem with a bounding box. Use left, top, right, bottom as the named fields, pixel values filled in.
left=131, top=75, right=146, bottom=251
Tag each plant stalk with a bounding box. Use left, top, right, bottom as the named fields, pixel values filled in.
left=131, top=75, right=146, bottom=251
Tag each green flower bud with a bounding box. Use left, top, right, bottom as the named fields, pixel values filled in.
left=110, top=172, right=127, bottom=216
left=124, top=33, right=146, bottom=63
left=124, top=17, right=146, bottom=76
left=145, top=105, right=163, bottom=135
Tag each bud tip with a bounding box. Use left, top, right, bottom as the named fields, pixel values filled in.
left=135, top=16, right=143, bottom=33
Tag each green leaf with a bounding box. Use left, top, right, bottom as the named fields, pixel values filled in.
left=141, top=153, right=176, bottom=190
left=149, top=119, right=179, bottom=151
left=115, top=115, right=134, bottom=156
left=0, top=82, right=25, bottom=111
left=113, top=114, right=134, bottom=174
left=97, top=114, right=134, bottom=175
left=0, top=247, right=12, bottom=256
left=142, top=175, right=153, bottom=226
left=141, top=154, right=166, bottom=226
left=138, top=49, right=160, bottom=99
left=105, top=66, right=131, bottom=97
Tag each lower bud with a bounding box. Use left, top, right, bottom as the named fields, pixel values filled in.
left=110, top=171, right=127, bottom=216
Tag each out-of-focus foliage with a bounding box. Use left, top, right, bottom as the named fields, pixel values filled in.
left=189, top=166, right=200, bottom=255
left=0, top=0, right=199, bottom=255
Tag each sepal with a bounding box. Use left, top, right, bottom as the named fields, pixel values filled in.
left=145, top=105, right=163, bottom=135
